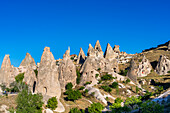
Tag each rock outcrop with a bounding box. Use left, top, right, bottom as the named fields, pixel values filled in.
left=58, top=49, right=77, bottom=91
left=113, top=45, right=120, bottom=53
left=104, top=43, right=118, bottom=60
left=87, top=44, right=96, bottom=57
left=168, top=41, right=170, bottom=51
left=77, top=48, right=86, bottom=64
left=20, top=53, right=36, bottom=70
left=127, top=59, right=137, bottom=83
left=0, top=55, right=19, bottom=86
left=137, top=56, right=152, bottom=77
left=36, top=47, right=61, bottom=103
left=155, top=55, right=170, bottom=75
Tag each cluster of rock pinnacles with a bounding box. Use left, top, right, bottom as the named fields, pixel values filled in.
left=0, top=40, right=170, bottom=104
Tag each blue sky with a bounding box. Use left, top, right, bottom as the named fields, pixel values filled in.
left=0, top=0, right=170, bottom=67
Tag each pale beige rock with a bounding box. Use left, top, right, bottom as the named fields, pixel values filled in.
left=113, top=45, right=120, bottom=53
left=127, top=59, right=138, bottom=83
left=137, top=56, right=152, bottom=77
left=58, top=49, right=77, bottom=91
left=155, top=55, right=170, bottom=75
left=104, top=43, right=118, bottom=60
left=36, top=47, right=61, bottom=103
left=168, top=41, right=170, bottom=51
left=77, top=48, right=86, bottom=64
left=94, top=40, right=103, bottom=57
left=87, top=44, right=95, bottom=57
left=20, top=53, right=36, bottom=70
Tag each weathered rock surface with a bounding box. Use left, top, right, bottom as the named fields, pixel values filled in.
left=77, top=48, right=86, bottom=64
left=113, top=45, right=120, bottom=53
left=0, top=55, right=19, bottom=86
left=104, top=43, right=118, bottom=60
left=168, top=41, right=170, bottom=51
left=127, top=59, right=137, bottom=83
left=137, top=56, right=152, bottom=77
left=58, top=49, right=77, bottom=91
left=94, top=40, right=103, bottom=57
left=155, top=55, right=170, bottom=75
left=20, top=53, right=36, bottom=70
left=87, top=44, right=96, bottom=57
left=36, top=47, right=61, bottom=103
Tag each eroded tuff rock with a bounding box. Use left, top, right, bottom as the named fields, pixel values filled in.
left=20, top=53, right=36, bottom=69
left=87, top=44, right=96, bottom=57
left=104, top=43, right=118, bottom=60
left=58, top=49, right=77, bottom=91
left=127, top=59, right=137, bottom=83
left=168, top=41, right=170, bottom=51
left=36, top=47, right=61, bottom=102
left=0, top=55, right=19, bottom=86
left=137, top=56, right=152, bottom=77
left=77, top=48, right=86, bottom=64
left=113, top=45, right=120, bottom=53
left=155, top=55, right=170, bottom=75
left=23, top=67, right=37, bottom=93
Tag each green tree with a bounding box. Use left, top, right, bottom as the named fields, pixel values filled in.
left=140, top=100, right=164, bottom=113
left=110, top=82, right=118, bottom=88
left=88, top=102, right=104, bottom=113
left=67, top=90, right=82, bottom=101
left=100, top=86, right=112, bottom=93
left=125, top=96, right=142, bottom=107
left=115, top=97, right=123, bottom=104
left=76, top=70, right=81, bottom=84
left=46, top=97, right=58, bottom=110
left=125, top=79, right=130, bottom=84
left=16, top=89, right=43, bottom=113
left=69, top=108, right=85, bottom=113
left=15, top=73, right=24, bottom=83
left=65, top=82, right=73, bottom=90
left=101, top=74, right=114, bottom=81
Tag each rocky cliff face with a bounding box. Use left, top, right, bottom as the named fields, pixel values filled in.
left=36, top=47, right=61, bottom=102
left=113, top=45, right=120, bottom=53
left=168, top=41, right=170, bottom=51
left=127, top=59, right=137, bottom=83
left=0, top=55, right=19, bottom=86
left=155, top=55, right=170, bottom=75
left=137, top=56, right=152, bottom=77
left=58, top=49, right=77, bottom=91
left=77, top=48, right=86, bottom=64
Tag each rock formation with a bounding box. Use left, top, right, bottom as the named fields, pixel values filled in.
left=23, top=67, right=37, bottom=93
left=104, top=43, right=118, bottom=60
left=76, top=48, right=86, bottom=64
left=20, top=53, right=36, bottom=69
left=58, top=49, right=77, bottom=91
left=94, top=40, right=103, bottom=57
left=113, top=45, right=120, bottom=53
left=155, top=55, right=170, bottom=75
left=36, top=47, right=61, bottom=102
left=137, top=56, right=152, bottom=77
left=168, top=41, right=170, bottom=51
left=87, top=44, right=95, bottom=57
left=127, top=59, right=137, bottom=83
left=0, top=55, right=19, bottom=86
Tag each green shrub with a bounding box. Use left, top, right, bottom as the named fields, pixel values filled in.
left=138, top=59, right=142, bottom=62
left=119, top=70, right=128, bottom=76
left=116, top=87, right=119, bottom=95
left=140, top=100, right=164, bottom=113
left=70, top=57, right=74, bottom=60
left=46, top=97, right=58, bottom=110
left=101, top=74, right=113, bottom=81
left=100, top=86, right=112, bottom=93
left=125, top=79, right=130, bottom=84
left=168, top=71, right=170, bottom=73
left=69, top=108, right=85, bottom=113
left=79, top=86, right=85, bottom=90
left=97, top=68, right=101, bottom=71
left=76, top=70, right=82, bottom=84
left=15, top=73, right=24, bottom=83
left=16, top=89, right=43, bottom=113
left=95, top=74, right=99, bottom=78
left=88, top=102, right=104, bottom=113
left=34, top=69, right=38, bottom=78
left=110, top=82, right=118, bottom=88
left=125, top=96, right=142, bottom=106
left=67, top=90, right=82, bottom=101
left=141, top=91, right=153, bottom=100
left=65, top=82, right=73, bottom=90
left=115, top=97, right=123, bottom=104
left=84, top=81, right=92, bottom=85
left=98, top=80, right=102, bottom=84
left=136, top=86, right=139, bottom=93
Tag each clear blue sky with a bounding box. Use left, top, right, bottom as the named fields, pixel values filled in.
left=0, top=0, right=170, bottom=67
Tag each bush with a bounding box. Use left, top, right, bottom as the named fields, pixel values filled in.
left=76, top=70, right=82, bottom=84
left=141, top=91, right=153, bottom=100
left=69, top=108, right=85, bottom=113
left=16, top=89, right=43, bottom=113
left=100, top=86, right=112, bottom=93
left=88, top=102, right=104, bottom=113
left=34, top=69, right=38, bottom=78
left=79, top=86, right=85, bottom=90
left=67, top=90, right=82, bottom=101
left=119, top=69, right=128, bottom=76
left=65, top=82, right=73, bottom=90
left=125, top=79, right=130, bottom=84
left=124, top=96, right=142, bottom=107
left=95, top=74, right=99, bottom=78
left=136, top=86, right=139, bottom=93
left=115, top=97, right=123, bottom=104
left=84, top=81, right=92, bottom=85
left=15, top=73, right=24, bottom=83
left=97, top=68, right=101, bottom=71
left=110, top=82, right=118, bottom=88
left=101, top=74, right=113, bottom=81
left=46, top=97, right=58, bottom=110
left=140, top=100, right=164, bottom=113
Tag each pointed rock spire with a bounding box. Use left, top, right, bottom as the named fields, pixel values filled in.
left=127, top=59, right=138, bottom=83
left=155, top=55, right=170, bottom=75
left=87, top=44, right=95, bottom=57
left=104, top=43, right=117, bottom=60
left=94, top=40, right=102, bottom=52
left=77, top=48, right=86, bottom=64
left=137, top=56, right=152, bottom=77
left=1, top=55, right=11, bottom=69
left=113, top=45, right=120, bottom=53
left=20, top=53, right=36, bottom=69
left=63, top=47, right=70, bottom=59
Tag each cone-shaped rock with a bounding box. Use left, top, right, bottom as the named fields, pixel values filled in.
left=36, top=47, right=61, bottom=102
left=94, top=40, right=103, bottom=57
left=87, top=44, right=95, bottom=57
left=127, top=59, right=137, bottom=83
left=0, top=55, right=19, bottom=86
left=104, top=43, right=117, bottom=60
left=58, top=49, right=77, bottom=91
left=113, top=45, right=120, bottom=53
left=155, top=55, right=170, bottom=75
left=77, top=48, right=86, bottom=64
left=20, top=53, right=36, bottom=69
left=63, top=47, right=70, bottom=59
left=137, top=56, right=152, bottom=77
